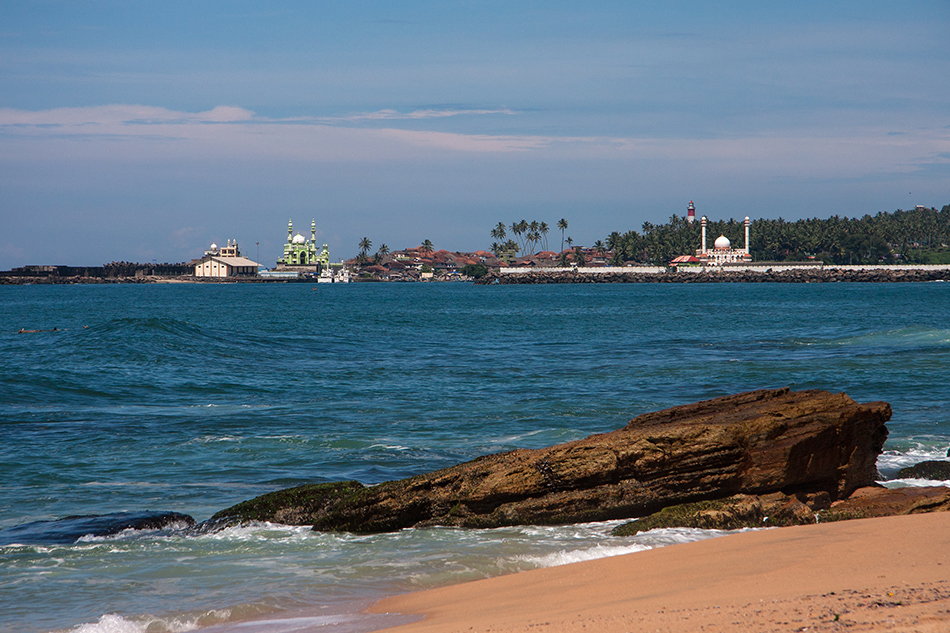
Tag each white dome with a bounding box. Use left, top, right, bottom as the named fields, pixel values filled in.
left=714, top=235, right=731, bottom=249
left=292, top=233, right=306, bottom=244
left=209, top=242, right=218, bottom=250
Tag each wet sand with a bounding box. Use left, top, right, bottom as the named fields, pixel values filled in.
left=369, top=512, right=950, bottom=632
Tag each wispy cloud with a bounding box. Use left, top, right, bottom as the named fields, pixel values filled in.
left=0, top=104, right=536, bottom=156
left=321, top=107, right=517, bottom=123
left=1, top=105, right=947, bottom=181
left=0, top=104, right=515, bottom=130
left=0, top=105, right=256, bottom=127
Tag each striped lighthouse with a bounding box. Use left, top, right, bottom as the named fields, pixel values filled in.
left=687, top=201, right=696, bottom=224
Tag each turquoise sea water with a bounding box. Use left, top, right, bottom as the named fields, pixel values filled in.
left=1, top=282, right=949, bottom=633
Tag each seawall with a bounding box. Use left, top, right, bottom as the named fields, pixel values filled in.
left=476, top=265, right=950, bottom=284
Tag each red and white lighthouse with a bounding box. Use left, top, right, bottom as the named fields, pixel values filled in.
left=687, top=201, right=696, bottom=224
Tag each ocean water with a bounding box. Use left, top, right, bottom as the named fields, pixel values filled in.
left=1, top=281, right=949, bottom=633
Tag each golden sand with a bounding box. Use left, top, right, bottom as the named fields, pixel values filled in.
left=369, top=512, right=950, bottom=632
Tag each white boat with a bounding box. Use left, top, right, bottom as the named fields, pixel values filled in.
left=317, top=266, right=351, bottom=283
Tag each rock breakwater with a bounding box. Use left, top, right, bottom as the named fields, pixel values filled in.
left=476, top=268, right=950, bottom=284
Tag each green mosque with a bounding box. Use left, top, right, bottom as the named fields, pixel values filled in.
left=276, top=219, right=330, bottom=269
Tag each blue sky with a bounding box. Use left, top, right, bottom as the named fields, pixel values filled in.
left=1, top=1, right=948, bottom=268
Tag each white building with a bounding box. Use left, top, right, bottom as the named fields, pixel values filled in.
left=696, top=216, right=752, bottom=265
left=194, top=240, right=260, bottom=277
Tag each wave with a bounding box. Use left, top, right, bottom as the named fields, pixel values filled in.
left=877, top=443, right=950, bottom=478
left=882, top=478, right=950, bottom=489
left=516, top=542, right=652, bottom=567
left=65, top=609, right=232, bottom=633
left=0, top=512, right=195, bottom=546
left=64, top=609, right=409, bottom=633
left=791, top=325, right=950, bottom=351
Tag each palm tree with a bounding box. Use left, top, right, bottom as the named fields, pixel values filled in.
left=606, top=231, right=621, bottom=253
left=539, top=222, right=550, bottom=250
left=566, top=236, right=574, bottom=248
left=357, top=237, right=372, bottom=265
left=527, top=230, right=541, bottom=255
left=421, top=239, right=434, bottom=256
left=511, top=220, right=529, bottom=254
left=573, top=246, right=586, bottom=266
left=491, top=222, right=507, bottom=242
left=593, top=240, right=605, bottom=252
left=557, top=219, right=568, bottom=251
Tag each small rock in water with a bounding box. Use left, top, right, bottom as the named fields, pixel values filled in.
left=0, top=511, right=196, bottom=545
left=897, top=461, right=950, bottom=480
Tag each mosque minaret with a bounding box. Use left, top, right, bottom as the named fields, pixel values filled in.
left=696, top=210, right=752, bottom=265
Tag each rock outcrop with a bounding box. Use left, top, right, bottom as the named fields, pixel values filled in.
left=214, top=388, right=890, bottom=534
left=613, top=485, right=950, bottom=534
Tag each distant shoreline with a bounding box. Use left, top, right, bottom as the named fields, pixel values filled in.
left=477, top=265, right=950, bottom=284
left=3, top=264, right=950, bottom=285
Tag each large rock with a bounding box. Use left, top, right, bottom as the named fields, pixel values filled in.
left=213, top=388, right=890, bottom=534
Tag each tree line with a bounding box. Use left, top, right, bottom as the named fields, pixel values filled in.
left=603, top=205, right=950, bottom=266
left=490, top=219, right=576, bottom=258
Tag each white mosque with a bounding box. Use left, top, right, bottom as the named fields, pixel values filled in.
left=696, top=215, right=752, bottom=265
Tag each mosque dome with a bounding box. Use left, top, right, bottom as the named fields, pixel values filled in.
left=210, top=243, right=218, bottom=251
left=292, top=233, right=307, bottom=245
left=714, top=235, right=731, bottom=249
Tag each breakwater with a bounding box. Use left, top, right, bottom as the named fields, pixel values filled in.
left=476, top=266, right=950, bottom=284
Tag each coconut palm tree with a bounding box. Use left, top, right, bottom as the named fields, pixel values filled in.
left=573, top=246, right=586, bottom=266
left=557, top=219, right=568, bottom=251
left=421, top=239, right=434, bottom=256
left=527, top=230, right=541, bottom=255
left=539, top=222, right=550, bottom=251
left=359, top=237, right=372, bottom=256
left=491, top=222, right=507, bottom=242
left=357, top=237, right=372, bottom=265
left=606, top=231, right=621, bottom=253
left=511, top=220, right=529, bottom=254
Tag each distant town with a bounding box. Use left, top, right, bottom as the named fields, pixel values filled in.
left=2, top=204, right=948, bottom=284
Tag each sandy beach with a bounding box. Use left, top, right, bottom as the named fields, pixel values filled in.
left=369, top=512, right=950, bottom=632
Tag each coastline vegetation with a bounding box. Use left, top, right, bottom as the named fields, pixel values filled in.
left=603, top=205, right=950, bottom=266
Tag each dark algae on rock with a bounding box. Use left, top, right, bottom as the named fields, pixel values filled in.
left=215, top=388, right=898, bottom=534
left=211, top=481, right=367, bottom=526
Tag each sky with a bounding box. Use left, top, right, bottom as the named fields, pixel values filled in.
left=1, top=1, right=948, bottom=268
